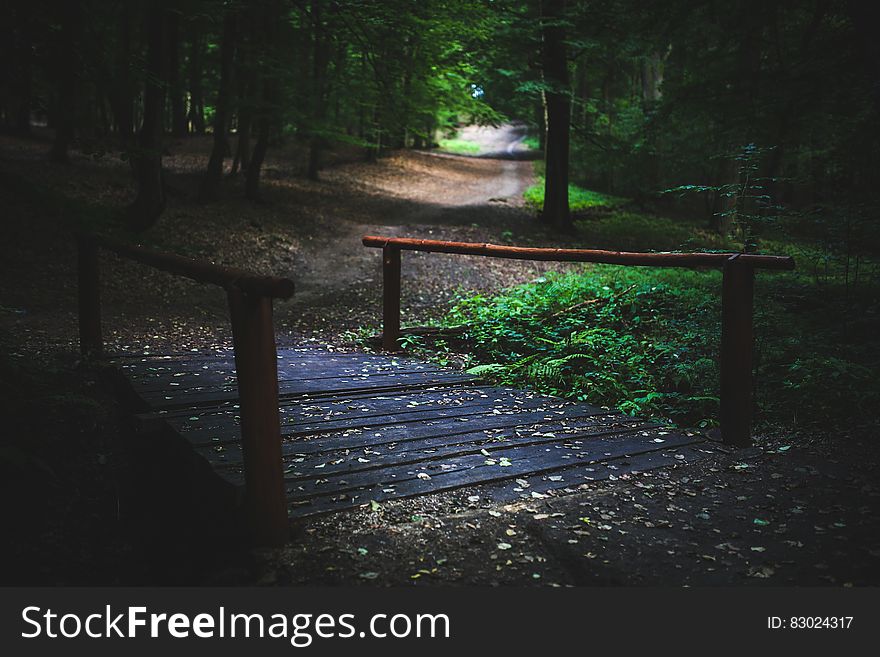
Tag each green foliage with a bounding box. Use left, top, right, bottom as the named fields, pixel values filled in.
left=664, top=144, right=785, bottom=251
left=444, top=266, right=722, bottom=426
left=437, top=138, right=481, bottom=154
left=576, top=211, right=735, bottom=253
left=415, top=203, right=880, bottom=432
left=522, top=136, right=541, bottom=151
left=524, top=177, right=627, bottom=212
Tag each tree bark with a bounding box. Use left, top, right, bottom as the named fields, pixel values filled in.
left=307, top=0, right=331, bottom=181
left=245, top=0, right=279, bottom=201
left=539, top=0, right=571, bottom=231
left=188, top=22, right=206, bottom=134
left=109, top=3, right=136, bottom=171
left=231, top=11, right=255, bottom=176
left=126, top=1, right=168, bottom=232
left=167, top=9, right=187, bottom=137
left=199, top=9, right=237, bottom=202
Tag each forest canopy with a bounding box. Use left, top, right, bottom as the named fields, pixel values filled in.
left=0, top=0, right=877, bottom=239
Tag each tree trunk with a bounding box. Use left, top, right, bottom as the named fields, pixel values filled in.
left=230, top=11, right=253, bottom=176
left=127, top=1, right=168, bottom=232
left=245, top=0, right=279, bottom=201
left=307, top=0, right=330, bottom=181
left=167, top=10, right=187, bottom=137
left=245, top=94, right=270, bottom=200
left=199, top=10, right=236, bottom=202
left=539, top=0, right=571, bottom=231
left=49, top=1, right=82, bottom=163
left=188, top=23, right=206, bottom=134
left=575, top=59, right=588, bottom=131
left=110, top=3, right=136, bottom=172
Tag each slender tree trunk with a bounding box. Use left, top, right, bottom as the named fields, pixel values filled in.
left=575, top=59, right=589, bottom=131
left=108, top=3, right=136, bottom=168
left=127, top=1, right=168, bottom=231
left=200, top=10, right=236, bottom=202
left=230, top=16, right=253, bottom=177
left=245, top=89, right=270, bottom=200
left=539, top=0, right=571, bottom=231
left=307, top=0, right=330, bottom=181
left=230, top=27, right=251, bottom=176
left=168, top=10, right=187, bottom=137
left=188, top=23, right=206, bottom=134
left=245, top=0, right=279, bottom=201
left=49, top=1, right=82, bottom=163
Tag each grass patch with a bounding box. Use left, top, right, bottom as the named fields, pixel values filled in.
left=522, top=135, right=541, bottom=151
left=524, top=177, right=628, bottom=212
left=437, top=138, right=481, bottom=155
left=576, top=211, right=735, bottom=253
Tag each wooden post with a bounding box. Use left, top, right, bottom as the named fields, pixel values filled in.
left=382, top=245, right=401, bottom=351
left=77, top=234, right=103, bottom=357
left=227, top=288, right=288, bottom=546
left=720, top=255, right=755, bottom=446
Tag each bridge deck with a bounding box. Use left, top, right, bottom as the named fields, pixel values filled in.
left=116, top=348, right=705, bottom=519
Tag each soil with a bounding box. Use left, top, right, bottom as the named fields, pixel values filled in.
left=0, top=128, right=877, bottom=587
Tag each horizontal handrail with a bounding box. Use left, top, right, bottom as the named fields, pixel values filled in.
left=363, top=233, right=797, bottom=447
left=93, top=235, right=295, bottom=298
left=362, top=235, right=796, bottom=271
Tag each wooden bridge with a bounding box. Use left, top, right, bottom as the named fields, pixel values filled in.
left=76, top=233, right=794, bottom=545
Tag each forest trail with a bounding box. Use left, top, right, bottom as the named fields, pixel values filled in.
left=287, top=123, right=539, bottom=324
left=0, top=123, right=552, bottom=351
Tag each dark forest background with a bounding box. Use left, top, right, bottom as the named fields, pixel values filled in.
left=2, top=0, right=877, bottom=234
left=1, top=0, right=879, bottom=587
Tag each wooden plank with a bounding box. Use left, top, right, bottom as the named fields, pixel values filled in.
left=286, top=430, right=702, bottom=517
left=204, top=417, right=658, bottom=483
left=118, top=357, right=442, bottom=393
left=141, top=385, right=549, bottom=424
left=174, top=401, right=615, bottom=451
left=114, top=348, right=438, bottom=371
left=113, top=346, right=707, bottom=524
left=135, top=371, right=477, bottom=409
left=156, top=388, right=584, bottom=443
left=283, top=426, right=695, bottom=499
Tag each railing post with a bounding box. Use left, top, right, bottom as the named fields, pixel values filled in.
left=720, top=255, right=755, bottom=446
left=382, top=245, right=401, bottom=351
left=227, top=288, right=288, bottom=546
left=76, top=233, right=103, bottom=357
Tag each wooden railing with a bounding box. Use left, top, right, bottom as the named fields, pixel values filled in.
left=76, top=233, right=293, bottom=546
left=362, top=235, right=796, bottom=447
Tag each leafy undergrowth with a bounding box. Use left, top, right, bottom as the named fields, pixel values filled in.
left=524, top=178, right=627, bottom=213
left=437, top=138, right=481, bottom=155
left=443, top=267, right=722, bottom=428
left=403, top=206, right=880, bottom=433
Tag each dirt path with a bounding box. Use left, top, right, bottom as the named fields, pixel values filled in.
left=279, top=126, right=551, bottom=339
left=0, top=125, right=556, bottom=353
left=292, top=130, right=532, bottom=305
